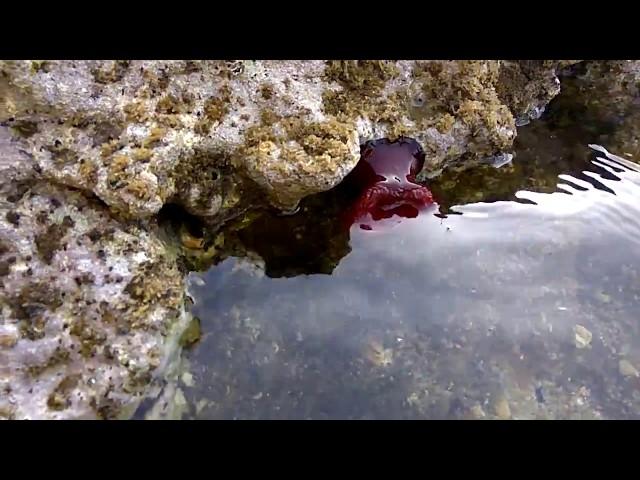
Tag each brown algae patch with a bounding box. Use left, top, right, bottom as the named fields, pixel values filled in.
left=194, top=85, right=232, bottom=135
left=409, top=61, right=515, bottom=152
left=323, top=60, right=409, bottom=137
left=35, top=215, right=75, bottom=264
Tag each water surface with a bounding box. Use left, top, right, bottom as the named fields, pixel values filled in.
left=179, top=143, right=640, bottom=420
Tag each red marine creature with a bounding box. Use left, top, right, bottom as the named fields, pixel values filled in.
left=343, top=138, right=436, bottom=231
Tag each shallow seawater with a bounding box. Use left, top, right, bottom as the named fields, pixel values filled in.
left=179, top=125, right=640, bottom=419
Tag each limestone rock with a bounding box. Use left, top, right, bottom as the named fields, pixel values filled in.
left=1, top=60, right=574, bottom=220
left=0, top=128, right=190, bottom=419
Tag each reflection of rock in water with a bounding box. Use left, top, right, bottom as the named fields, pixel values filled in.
left=550, top=61, right=640, bottom=158
left=184, top=146, right=640, bottom=419
left=233, top=188, right=353, bottom=278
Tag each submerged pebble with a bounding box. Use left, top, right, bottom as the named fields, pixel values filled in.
left=470, top=404, right=487, bottom=419
left=181, top=372, right=195, bottom=387
left=619, top=359, right=639, bottom=378
left=574, top=325, right=593, bottom=349
left=493, top=397, right=512, bottom=419
left=364, top=340, right=393, bottom=367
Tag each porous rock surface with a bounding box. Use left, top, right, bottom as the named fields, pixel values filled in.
left=0, top=127, right=189, bottom=419
left=1, top=60, right=574, bottom=217
left=0, top=60, right=581, bottom=419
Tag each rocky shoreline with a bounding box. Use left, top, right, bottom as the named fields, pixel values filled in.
left=1, top=59, right=633, bottom=419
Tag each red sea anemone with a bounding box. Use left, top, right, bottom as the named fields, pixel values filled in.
left=344, top=138, right=435, bottom=231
